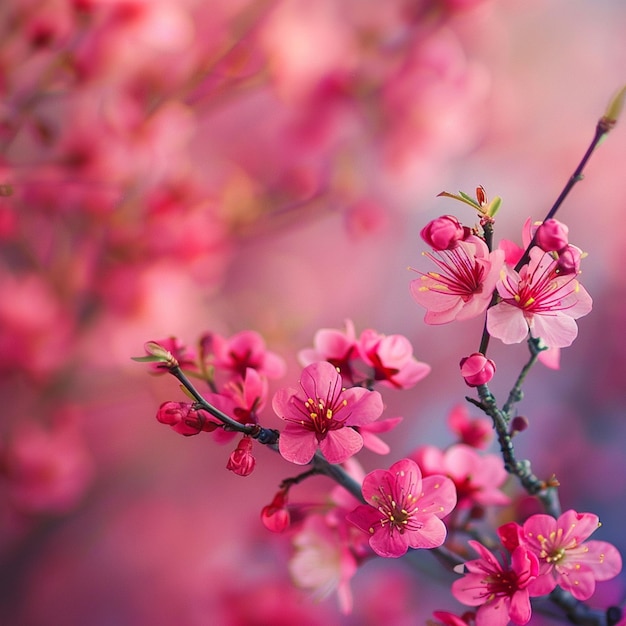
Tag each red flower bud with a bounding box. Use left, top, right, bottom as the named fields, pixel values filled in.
left=226, top=436, right=256, bottom=477
left=420, top=215, right=465, bottom=251
left=535, top=218, right=569, bottom=252
left=261, top=488, right=290, bottom=532
left=459, top=353, right=496, bottom=387
left=156, top=401, right=219, bottom=436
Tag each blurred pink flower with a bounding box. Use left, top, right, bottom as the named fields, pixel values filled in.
left=447, top=404, right=493, bottom=449
left=273, top=361, right=384, bottom=464
left=410, top=236, right=504, bottom=324
left=452, top=540, right=539, bottom=626
left=411, top=444, right=509, bottom=510
left=203, top=330, right=286, bottom=380
left=430, top=610, right=475, bottom=626
left=487, top=247, right=593, bottom=348
left=1, top=413, right=93, bottom=515
left=357, top=329, right=431, bottom=389
left=298, top=319, right=359, bottom=382
left=346, top=458, right=456, bottom=558
left=499, top=510, right=623, bottom=601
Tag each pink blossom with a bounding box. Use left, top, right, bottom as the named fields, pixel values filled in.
left=355, top=416, right=403, bottom=455
left=500, top=510, right=623, bottom=601
left=346, top=458, right=456, bottom=558
left=487, top=247, right=593, bottom=348
left=298, top=320, right=359, bottom=383
left=459, top=352, right=496, bottom=387
left=452, top=540, right=539, bottom=626
left=421, top=215, right=466, bottom=251
left=447, top=404, right=493, bottom=449
left=226, top=436, right=256, bottom=477
left=1, top=413, right=94, bottom=515
left=411, top=444, right=510, bottom=510
left=289, top=514, right=360, bottom=614
left=410, top=237, right=505, bottom=324
left=273, top=362, right=384, bottom=465
left=202, top=330, right=286, bottom=380
left=357, top=329, right=431, bottom=389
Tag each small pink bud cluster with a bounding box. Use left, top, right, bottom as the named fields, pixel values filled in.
left=156, top=401, right=219, bottom=436
left=459, top=353, right=496, bottom=387
left=534, top=218, right=582, bottom=275
left=226, top=436, right=256, bottom=476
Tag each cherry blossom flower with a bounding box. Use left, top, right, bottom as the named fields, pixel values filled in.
left=451, top=540, right=539, bottom=626
left=459, top=352, right=496, bottom=387
left=298, top=320, right=359, bottom=383
left=486, top=247, right=593, bottom=348
left=410, top=236, right=505, bottom=325
left=346, top=458, right=456, bottom=558
left=273, top=361, right=384, bottom=465
left=357, top=329, right=431, bottom=389
left=202, top=330, right=286, bottom=380
left=499, top=510, right=623, bottom=601
left=411, top=444, right=510, bottom=511
left=447, top=404, right=493, bottom=449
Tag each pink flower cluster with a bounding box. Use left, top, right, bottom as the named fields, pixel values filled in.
left=411, top=210, right=593, bottom=355
left=298, top=319, right=430, bottom=389
left=450, top=511, right=622, bottom=625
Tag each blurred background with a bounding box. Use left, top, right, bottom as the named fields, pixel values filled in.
left=1, top=0, right=625, bottom=624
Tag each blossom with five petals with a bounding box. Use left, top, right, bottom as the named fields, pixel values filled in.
left=451, top=540, right=539, bottom=626
left=487, top=247, right=592, bottom=348
left=410, top=236, right=504, bottom=325
left=273, top=361, right=384, bottom=465
left=499, top=510, right=622, bottom=601
left=346, top=458, right=456, bottom=558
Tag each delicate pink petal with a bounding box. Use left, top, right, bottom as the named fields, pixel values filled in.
left=487, top=302, right=529, bottom=344
left=368, top=524, right=409, bottom=558
left=343, top=387, right=384, bottom=426
left=407, top=515, right=447, bottom=548
left=508, top=589, right=532, bottom=625
left=419, top=475, right=457, bottom=518
left=319, top=429, right=363, bottom=464
left=528, top=312, right=578, bottom=348
left=278, top=427, right=318, bottom=465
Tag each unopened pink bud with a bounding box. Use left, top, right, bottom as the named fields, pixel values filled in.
left=510, top=415, right=529, bottom=435
left=156, top=401, right=218, bottom=436
left=420, top=215, right=465, bottom=250
left=459, top=353, right=496, bottom=387
left=261, top=488, right=290, bottom=532
left=227, top=436, right=256, bottom=477
left=555, top=244, right=582, bottom=275
left=535, top=218, right=569, bottom=252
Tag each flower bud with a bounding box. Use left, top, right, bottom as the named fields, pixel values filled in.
left=261, top=488, right=290, bottom=532
left=535, top=219, right=569, bottom=252
left=420, top=215, right=465, bottom=251
left=156, top=401, right=218, bottom=436
left=510, top=415, right=529, bottom=436
left=459, top=353, right=496, bottom=387
left=226, top=436, right=256, bottom=476
left=555, top=244, right=582, bottom=275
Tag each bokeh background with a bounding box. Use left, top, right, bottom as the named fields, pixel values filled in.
left=1, top=0, right=625, bottom=624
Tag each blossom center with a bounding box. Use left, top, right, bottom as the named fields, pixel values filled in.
left=370, top=482, right=421, bottom=535
left=420, top=248, right=485, bottom=301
